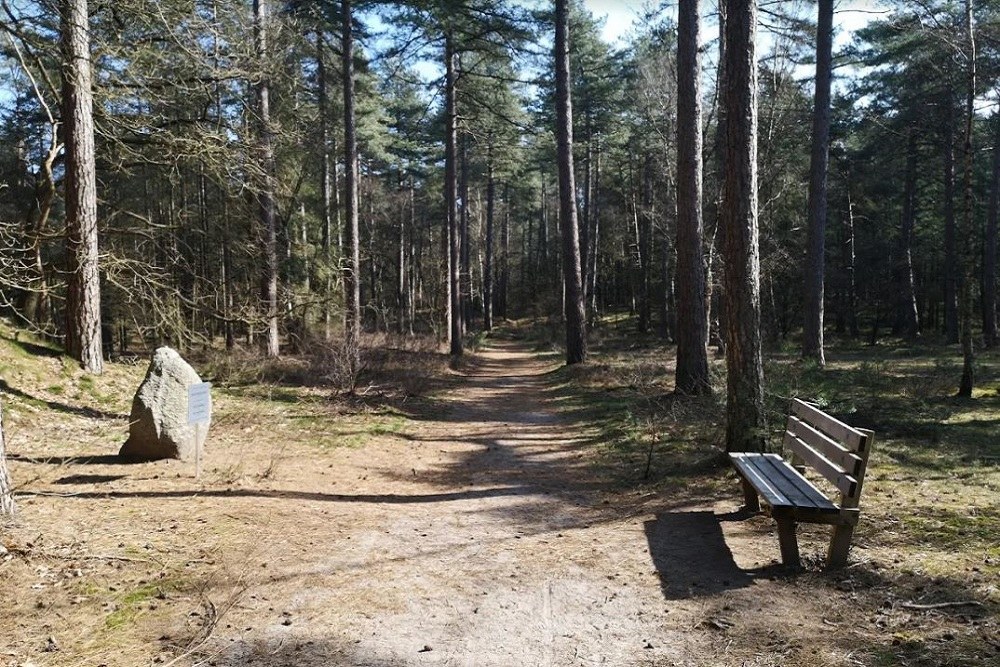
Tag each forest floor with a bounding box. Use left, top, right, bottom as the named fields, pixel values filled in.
left=0, top=321, right=998, bottom=666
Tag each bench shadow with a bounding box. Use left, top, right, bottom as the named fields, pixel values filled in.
left=644, top=510, right=755, bottom=599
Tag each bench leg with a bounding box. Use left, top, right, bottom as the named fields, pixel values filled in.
left=740, top=478, right=760, bottom=513
left=775, top=518, right=800, bottom=567
left=827, top=524, right=855, bottom=568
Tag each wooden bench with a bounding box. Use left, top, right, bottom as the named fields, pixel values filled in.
left=730, top=399, right=874, bottom=568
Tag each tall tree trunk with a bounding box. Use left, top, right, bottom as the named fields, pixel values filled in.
left=61, top=0, right=102, bottom=374
left=958, top=0, right=976, bottom=397
left=408, top=178, right=418, bottom=334
left=397, top=177, right=407, bottom=334
left=499, top=182, right=510, bottom=320
left=342, top=0, right=361, bottom=374
left=522, top=191, right=533, bottom=304
left=253, top=0, right=280, bottom=358
left=317, top=31, right=334, bottom=341
left=675, top=0, right=710, bottom=394
left=721, top=0, right=764, bottom=452
left=539, top=181, right=549, bottom=268
left=21, top=135, right=58, bottom=331
left=460, top=133, right=471, bottom=333
left=445, top=35, right=462, bottom=355
left=222, top=199, right=235, bottom=350
left=712, top=0, right=728, bottom=357
left=895, top=131, right=920, bottom=342
left=802, top=0, right=833, bottom=365
left=484, top=149, right=495, bottom=331
left=844, top=188, right=859, bottom=337
left=0, top=400, right=13, bottom=515
left=581, top=119, right=593, bottom=297
left=983, top=113, right=1000, bottom=349
left=587, top=137, right=601, bottom=320
left=555, top=0, right=587, bottom=365
left=944, top=94, right=960, bottom=344
left=637, top=158, right=653, bottom=333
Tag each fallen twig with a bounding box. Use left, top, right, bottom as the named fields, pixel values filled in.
left=899, top=600, right=984, bottom=611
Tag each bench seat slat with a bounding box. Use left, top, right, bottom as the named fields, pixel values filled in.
left=731, top=453, right=838, bottom=513
left=756, top=455, right=838, bottom=511
left=731, top=453, right=790, bottom=507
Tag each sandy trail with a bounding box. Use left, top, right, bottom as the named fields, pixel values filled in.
left=3, top=338, right=802, bottom=667
left=203, top=338, right=770, bottom=667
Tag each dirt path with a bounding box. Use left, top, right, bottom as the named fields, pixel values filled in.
left=193, top=338, right=776, bottom=666
left=3, top=338, right=844, bottom=667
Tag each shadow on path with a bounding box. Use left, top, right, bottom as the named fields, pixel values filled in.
left=645, top=511, right=755, bottom=599
left=25, top=485, right=537, bottom=504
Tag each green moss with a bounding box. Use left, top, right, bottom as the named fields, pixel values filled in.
left=104, top=580, right=176, bottom=630
left=368, top=415, right=406, bottom=436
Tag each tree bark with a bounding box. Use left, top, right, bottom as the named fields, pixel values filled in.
left=675, top=0, right=711, bottom=394
left=61, top=0, right=103, bottom=374
left=555, top=0, right=587, bottom=365
left=253, top=0, right=280, bottom=358
left=721, top=0, right=764, bottom=452
left=342, top=0, right=361, bottom=374
left=802, top=0, right=833, bottom=365
left=445, top=35, right=462, bottom=355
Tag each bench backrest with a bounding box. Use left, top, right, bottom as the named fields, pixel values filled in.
left=783, top=399, right=874, bottom=509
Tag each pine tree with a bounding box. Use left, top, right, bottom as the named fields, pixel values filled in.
left=721, top=0, right=765, bottom=452
left=61, top=0, right=103, bottom=373
left=555, top=0, right=587, bottom=365
left=675, top=0, right=710, bottom=394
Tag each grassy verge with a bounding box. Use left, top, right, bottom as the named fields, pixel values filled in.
left=549, top=315, right=1000, bottom=665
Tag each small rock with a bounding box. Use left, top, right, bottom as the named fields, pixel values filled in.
left=418, top=645, right=433, bottom=653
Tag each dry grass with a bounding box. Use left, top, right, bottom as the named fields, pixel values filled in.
left=555, top=319, right=1000, bottom=666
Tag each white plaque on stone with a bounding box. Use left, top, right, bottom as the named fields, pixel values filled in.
left=187, top=382, right=212, bottom=424
left=187, top=382, right=211, bottom=478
